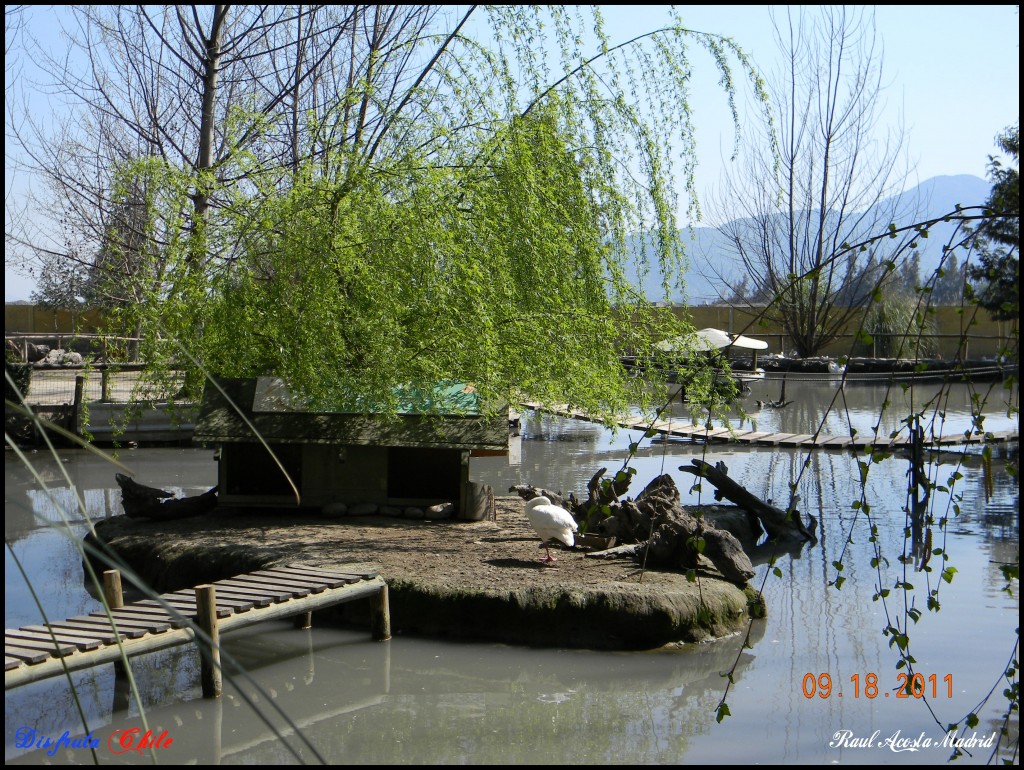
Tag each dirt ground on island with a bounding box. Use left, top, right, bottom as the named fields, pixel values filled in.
left=88, top=497, right=760, bottom=649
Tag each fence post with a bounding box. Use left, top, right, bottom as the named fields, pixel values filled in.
left=72, top=375, right=85, bottom=436
left=101, top=367, right=111, bottom=402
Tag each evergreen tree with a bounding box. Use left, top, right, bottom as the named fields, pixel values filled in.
left=968, top=123, right=1019, bottom=320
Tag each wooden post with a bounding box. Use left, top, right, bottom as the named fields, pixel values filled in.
left=103, top=569, right=130, bottom=709
left=369, top=584, right=392, bottom=641
left=101, top=368, right=111, bottom=402
left=195, top=585, right=222, bottom=698
left=103, top=570, right=124, bottom=609
left=293, top=611, right=312, bottom=630
left=72, top=375, right=85, bottom=435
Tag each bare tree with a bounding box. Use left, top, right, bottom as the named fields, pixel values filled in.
left=8, top=4, right=449, bottom=301
left=706, top=6, right=917, bottom=356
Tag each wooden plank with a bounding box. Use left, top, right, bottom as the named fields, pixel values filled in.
left=228, top=574, right=318, bottom=596
left=868, top=437, right=904, bottom=448
left=75, top=613, right=173, bottom=633
left=218, top=576, right=310, bottom=596
left=47, top=621, right=146, bottom=640
left=5, top=656, right=21, bottom=671
left=260, top=568, right=354, bottom=588
left=731, top=431, right=777, bottom=443
left=65, top=615, right=170, bottom=634
left=694, top=428, right=735, bottom=440
left=151, top=592, right=255, bottom=614
left=23, top=624, right=120, bottom=645
left=251, top=572, right=339, bottom=591
left=99, top=604, right=187, bottom=619
left=819, top=436, right=854, bottom=448
left=136, top=595, right=234, bottom=617
left=725, top=430, right=756, bottom=440
left=196, top=593, right=260, bottom=612
left=89, top=608, right=189, bottom=629
left=211, top=581, right=290, bottom=604
left=132, top=598, right=196, bottom=613
left=5, top=629, right=102, bottom=652
left=232, top=577, right=317, bottom=597
left=5, top=645, right=51, bottom=664
left=618, top=416, right=649, bottom=427
left=4, top=635, right=77, bottom=656
left=751, top=433, right=793, bottom=445
left=47, top=622, right=145, bottom=638
left=775, top=433, right=816, bottom=446
left=285, top=564, right=378, bottom=581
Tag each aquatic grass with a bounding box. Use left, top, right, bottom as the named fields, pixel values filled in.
left=5, top=366, right=328, bottom=764
left=700, top=212, right=1019, bottom=759
left=6, top=375, right=157, bottom=763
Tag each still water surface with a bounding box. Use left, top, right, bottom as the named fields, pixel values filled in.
left=5, top=379, right=1019, bottom=764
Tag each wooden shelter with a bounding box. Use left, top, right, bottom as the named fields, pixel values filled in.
left=193, top=377, right=509, bottom=519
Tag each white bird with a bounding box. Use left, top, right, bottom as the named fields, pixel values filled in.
left=524, top=496, right=578, bottom=563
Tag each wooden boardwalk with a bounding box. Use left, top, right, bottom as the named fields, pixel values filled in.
left=521, top=402, right=1019, bottom=452
left=5, top=564, right=389, bottom=692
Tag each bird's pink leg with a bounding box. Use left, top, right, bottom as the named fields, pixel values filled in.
left=540, top=543, right=557, bottom=562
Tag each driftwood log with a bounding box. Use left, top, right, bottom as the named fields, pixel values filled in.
left=507, top=485, right=576, bottom=512
left=678, top=459, right=817, bottom=543
left=116, top=473, right=218, bottom=521
left=513, top=473, right=756, bottom=585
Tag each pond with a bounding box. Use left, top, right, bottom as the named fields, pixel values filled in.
left=4, top=379, right=1019, bottom=764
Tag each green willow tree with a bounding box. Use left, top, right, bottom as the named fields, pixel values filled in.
left=99, top=6, right=771, bottom=418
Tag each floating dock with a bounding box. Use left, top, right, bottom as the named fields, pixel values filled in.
left=5, top=564, right=390, bottom=694
left=520, top=402, right=1018, bottom=451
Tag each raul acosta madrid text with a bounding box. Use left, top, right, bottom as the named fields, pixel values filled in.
left=829, top=728, right=997, bottom=753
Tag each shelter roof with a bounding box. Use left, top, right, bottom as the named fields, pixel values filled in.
left=194, top=377, right=509, bottom=451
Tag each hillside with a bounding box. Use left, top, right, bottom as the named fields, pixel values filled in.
left=628, top=174, right=991, bottom=305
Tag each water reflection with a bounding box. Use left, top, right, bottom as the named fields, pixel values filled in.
left=7, top=621, right=768, bottom=765
left=4, top=379, right=1019, bottom=764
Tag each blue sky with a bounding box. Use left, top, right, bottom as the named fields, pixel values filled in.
left=4, top=5, right=1019, bottom=302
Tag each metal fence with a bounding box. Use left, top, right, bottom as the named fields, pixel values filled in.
left=14, top=366, right=187, bottom=406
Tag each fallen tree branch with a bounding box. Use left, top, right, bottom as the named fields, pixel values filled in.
left=678, top=459, right=817, bottom=543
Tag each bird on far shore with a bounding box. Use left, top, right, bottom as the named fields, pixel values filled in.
left=524, top=496, right=578, bottom=563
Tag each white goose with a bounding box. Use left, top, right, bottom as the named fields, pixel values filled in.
left=524, top=496, right=578, bottom=563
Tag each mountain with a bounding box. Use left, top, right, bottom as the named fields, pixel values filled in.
left=625, top=174, right=991, bottom=304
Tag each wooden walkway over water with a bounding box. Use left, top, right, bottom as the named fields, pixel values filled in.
left=520, top=402, right=1019, bottom=452
left=5, top=564, right=390, bottom=693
